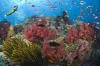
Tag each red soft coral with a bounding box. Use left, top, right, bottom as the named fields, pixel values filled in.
left=43, top=44, right=64, bottom=63
left=79, top=23, right=94, bottom=41
left=42, top=39, right=64, bottom=63
left=25, top=24, right=57, bottom=42
left=66, top=28, right=78, bottom=43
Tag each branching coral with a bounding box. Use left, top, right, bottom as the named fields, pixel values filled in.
left=2, top=38, right=43, bottom=66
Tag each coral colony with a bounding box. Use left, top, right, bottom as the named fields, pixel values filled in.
left=0, top=11, right=100, bottom=66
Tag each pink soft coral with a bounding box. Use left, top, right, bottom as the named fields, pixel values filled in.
left=25, top=24, right=57, bottom=42
left=66, top=28, right=78, bottom=43
left=65, top=40, right=92, bottom=65
left=42, top=38, right=64, bottom=63
left=43, top=42, right=64, bottom=63
left=79, top=23, right=94, bottom=41
left=66, top=23, right=95, bottom=43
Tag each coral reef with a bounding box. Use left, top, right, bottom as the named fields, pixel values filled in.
left=1, top=14, right=100, bottom=66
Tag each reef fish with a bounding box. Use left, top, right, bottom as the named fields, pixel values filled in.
left=5, top=6, right=18, bottom=16
left=28, top=2, right=35, bottom=7
left=79, top=1, right=86, bottom=5
left=49, top=41, right=60, bottom=47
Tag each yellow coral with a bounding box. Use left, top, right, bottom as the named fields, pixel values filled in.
left=2, top=38, right=43, bottom=66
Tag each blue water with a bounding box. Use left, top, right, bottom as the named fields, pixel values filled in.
left=0, top=0, right=100, bottom=25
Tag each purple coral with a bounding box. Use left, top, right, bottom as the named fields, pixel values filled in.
left=0, top=19, right=10, bottom=41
